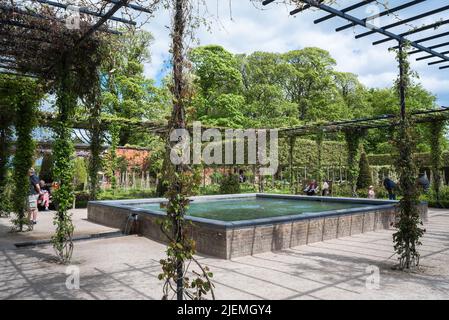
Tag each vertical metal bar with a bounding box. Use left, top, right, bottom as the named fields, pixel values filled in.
left=399, top=42, right=406, bottom=121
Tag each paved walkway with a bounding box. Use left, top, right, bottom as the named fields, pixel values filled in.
left=0, top=209, right=118, bottom=250
left=0, top=209, right=448, bottom=299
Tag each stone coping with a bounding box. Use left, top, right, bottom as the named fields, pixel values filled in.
left=88, top=194, right=408, bottom=230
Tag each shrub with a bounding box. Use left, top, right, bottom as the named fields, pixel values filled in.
left=219, top=174, right=241, bottom=194
left=357, top=152, right=372, bottom=190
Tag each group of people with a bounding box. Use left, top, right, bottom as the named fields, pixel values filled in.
left=303, top=172, right=432, bottom=199
left=303, top=179, right=331, bottom=196
left=28, top=168, right=53, bottom=225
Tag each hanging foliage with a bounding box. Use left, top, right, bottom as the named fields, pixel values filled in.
left=392, top=43, right=425, bottom=270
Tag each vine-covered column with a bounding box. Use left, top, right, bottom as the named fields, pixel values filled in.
left=0, top=109, right=14, bottom=216
left=288, top=136, right=296, bottom=190
left=315, top=131, right=324, bottom=188
left=12, top=95, right=38, bottom=230
left=87, top=85, right=103, bottom=201
left=159, top=0, right=214, bottom=300
left=52, top=55, right=77, bottom=263
left=344, top=128, right=364, bottom=197
left=429, top=121, right=445, bottom=202
left=107, top=123, right=120, bottom=192
left=393, top=42, right=425, bottom=270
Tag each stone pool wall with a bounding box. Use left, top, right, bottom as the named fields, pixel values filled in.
left=87, top=195, right=428, bottom=259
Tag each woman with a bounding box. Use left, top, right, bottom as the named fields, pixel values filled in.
left=38, top=180, right=50, bottom=211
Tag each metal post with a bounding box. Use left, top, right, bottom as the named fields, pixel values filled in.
left=399, top=41, right=406, bottom=120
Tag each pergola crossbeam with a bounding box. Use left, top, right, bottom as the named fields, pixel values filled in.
left=269, top=0, right=449, bottom=68
left=35, top=0, right=136, bottom=26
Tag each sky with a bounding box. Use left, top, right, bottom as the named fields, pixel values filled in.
left=137, top=0, right=449, bottom=107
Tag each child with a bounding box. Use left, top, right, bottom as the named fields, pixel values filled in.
left=368, top=186, right=375, bottom=199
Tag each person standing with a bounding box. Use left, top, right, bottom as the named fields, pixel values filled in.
left=368, top=186, right=376, bottom=199
left=321, top=180, right=330, bottom=196
left=383, top=177, right=397, bottom=200
left=28, top=168, right=41, bottom=225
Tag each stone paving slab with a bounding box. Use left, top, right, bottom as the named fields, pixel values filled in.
left=0, top=209, right=119, bottom=250
left=0, top=209, right=448, bottom=300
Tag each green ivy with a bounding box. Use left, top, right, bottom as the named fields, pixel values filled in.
left=51, top=57, right=77, bottom=263
left=344, top=128, right=365, bottom=197
left=7, top=79, right=41, bottom=231
left=392, top=43, right=425, bottom=270
left=87, top=84, right=103, bottom=200
left=0, top=106, right=14, bottom=217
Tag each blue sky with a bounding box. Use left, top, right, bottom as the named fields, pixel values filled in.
left=140, top=0, right=449, bottom=106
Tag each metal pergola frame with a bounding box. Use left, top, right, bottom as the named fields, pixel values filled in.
left=263, top=0, right=449, bottom=70
left=279, top=107, right=449, bottom=137
left=0, top=0, right=153, bottom=78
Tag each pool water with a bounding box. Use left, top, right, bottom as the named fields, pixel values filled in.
left=135, top=197, right=368, bottom=222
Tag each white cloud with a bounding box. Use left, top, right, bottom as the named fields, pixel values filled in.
left=140, top=0, right=449, bottom=105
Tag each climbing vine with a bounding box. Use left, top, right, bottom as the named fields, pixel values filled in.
left=344, top=128, right=365, bottom=197
left=158, top=0, right=214, bottom=300
left=10, top=81, right=41, bottom=231
left=107, top=123, right=120, bottom=191
left=86, top=83, right=103, bottom=200
left=51, top=56, right=77, bottom=263
left=315, top=131, right=324, bottom=187
left=0, top=105, right=14, bottom=217
left=429, top=121, right=445, bottom=202
left=392, top=42, right=425, bottom=270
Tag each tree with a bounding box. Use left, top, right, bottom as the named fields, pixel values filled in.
left=282, top=48, right=339, bottom=122
left=101, top=30, right=170, bottom=146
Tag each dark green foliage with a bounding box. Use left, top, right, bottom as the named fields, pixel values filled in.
left=392, top=45, right=425, bottom=270
left=393, top=120, right=424, bottom=269
left=13, top=101, right=37, bottom=230
left=0, top=110, right=13, bottom=217
left=0, top=174, right=12, bottom=217
left=357, top=152, right=372, bottom=190
left=51, top=57, right=77, bottom=263
left=39, top=153, right=54, bottom=183
left=219, top=174, right=241, bottom=194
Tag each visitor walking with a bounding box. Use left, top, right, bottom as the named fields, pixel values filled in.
left=28, top=168, right=41, bottom=225
left=383, top=177, right=397, bottom=200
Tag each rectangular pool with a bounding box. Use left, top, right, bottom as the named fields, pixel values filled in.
left=137, top=197, right=368, bottom=222
left=87, top=194, right=428, bottom=259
